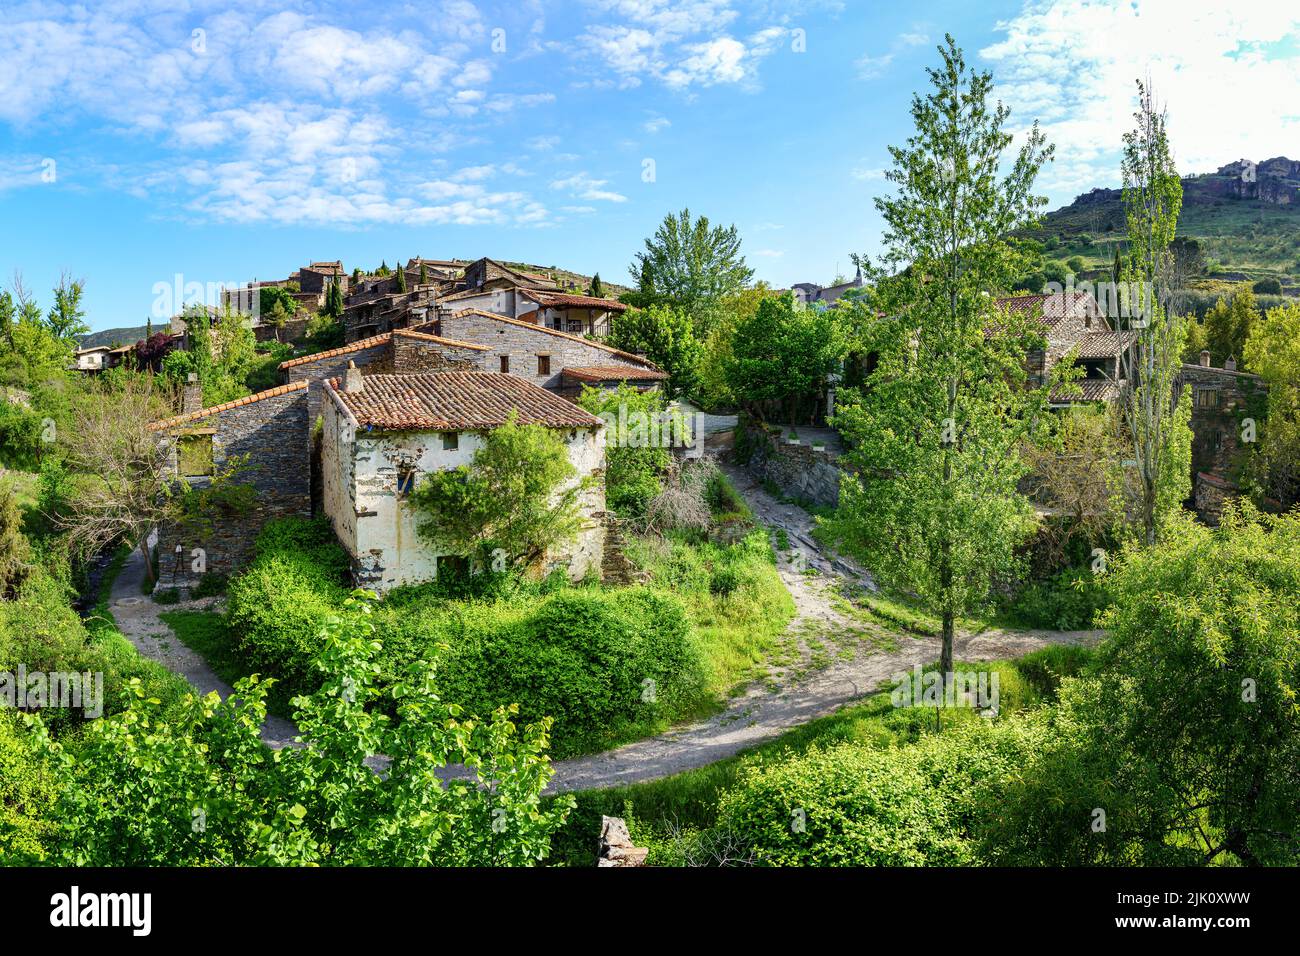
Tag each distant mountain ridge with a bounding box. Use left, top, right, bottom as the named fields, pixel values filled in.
left=1026, top=155, right=1300, bottom=277
left=78, top=325, right=152, bottom=349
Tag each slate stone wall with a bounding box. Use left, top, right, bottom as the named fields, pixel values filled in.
left=155, top=387, right=311, bottom=590
left=438, top=311, right=649, bottom=392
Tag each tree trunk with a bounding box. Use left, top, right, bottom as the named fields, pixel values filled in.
left=139, top=537, right=155, bottom=586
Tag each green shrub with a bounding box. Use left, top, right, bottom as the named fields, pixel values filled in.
left=152, top=587, right=180, bottom=605
left=376, top=587, right=706, bottom=758
left=713, top=718, right=1044, bottom=866
left=0, top=713, right=55, bottom=862
left=1, top=564, right=188, bottom=733
left=1006, top=567, right=1109, bottom=630
left=191, top=572, right=228, bottom=599
left=225, top=517, right=348, bottom=697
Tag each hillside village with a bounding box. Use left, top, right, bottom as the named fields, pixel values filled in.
left=1, top=29, right=1298, bottom=883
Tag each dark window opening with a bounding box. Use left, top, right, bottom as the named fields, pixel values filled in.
left=538, top=354, right=551, bottom=375
left=396, top=465, right=417, bottom=496
left=500, top=355, right=509, bottom=373
left=442, top=431, right=459, bottom=451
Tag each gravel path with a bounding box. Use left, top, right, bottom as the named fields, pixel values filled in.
left=106, top=539, right=300, bottom=749
left=534, top=465, right=1102, bottom=792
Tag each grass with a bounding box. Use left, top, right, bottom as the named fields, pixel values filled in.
left=624, top=517, right=796, bottom=702
left=546, top=643, right=1095, bottom=866
left=159, top=609, right=295, bottom=717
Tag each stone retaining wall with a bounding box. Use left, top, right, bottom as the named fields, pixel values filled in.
left=740, top=424, right=845, bottom=507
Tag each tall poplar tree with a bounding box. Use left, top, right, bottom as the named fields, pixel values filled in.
left=832, top=36, right=1056, bottom=677
left=1115, top=81, right=1191, bottom=547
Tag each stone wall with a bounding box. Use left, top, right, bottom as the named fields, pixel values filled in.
left=155, top=385, right=311, bottom=590
left=390, top=332, right=485, bottom=374
left=740, top=423, right=845, bottom=507
left=437, top=311, right=650, bottom=393
left=283, top=340, right=392, bottom=424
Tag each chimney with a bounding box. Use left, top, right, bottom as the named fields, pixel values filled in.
left=1199, top=350, right=1211, bottom=367
left=182, top=372, right=202, bottom=413
left=344, top=360, right=364, bottom=393
left=1224, top=355, right=1237, bottom=372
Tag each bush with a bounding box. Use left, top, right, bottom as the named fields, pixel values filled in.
left=376, top=586, right=706, bottom=758
left=225, top=517, right=349, bottom=697
left=713, top=719, right=1044, bottom=865
left=0, top=400, right=46, bottom=470
left=1253, top=277, right=1283, bottom=295
left=191, top=572, right=229, bottom=599
left=1006, top=567, right=1109, bottom=630
left=0, top=713, right=55, bottom=862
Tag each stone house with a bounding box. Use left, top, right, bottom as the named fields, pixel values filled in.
left=461, top=257, right=560, bottom=293
left=320, top=367, right=606, bottom=594
left=279, top=327, right=490, bottom=424
left=71, top=345, right=113, bottom=372
left=516, top=289, right=627, bottom=337
left=1178, top=350, right=1266, bottom=523
left=148, top=378, right=311, bottom=589
left=432, top=308, right=666, bottom=397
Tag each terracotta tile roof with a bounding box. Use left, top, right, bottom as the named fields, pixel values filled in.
left=446, top=309, right=660, bottom=369
left=1072, top=330, right=1135, bottom=359
left=391, top=328, right=489, bottom=351
left=329, top=372, right=603, bottom=431
left=519, top=289, right=628, bottom=311
left=562, top=365, right=669, bottom=382
left=148, top=381, right=308, bottom=432
left=994, top=291, right=1102, bottom=328
left=1050, top=379, right=1119, bottom=404
left=278, top=333, right=394, bottom=370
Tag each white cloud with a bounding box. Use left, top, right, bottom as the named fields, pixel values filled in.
left=754, top=248, right=784, bottom=258
left=577, top=2, right=785, bottom=91
left=643, top=116, right=671, bottom=133
left=551, top=172, right=628, bottom=202
left=0, top=1, right=561, bottom=227
left=856, top=27, right=930, bottom=80
left=981, top=0, right=1300, bottom=196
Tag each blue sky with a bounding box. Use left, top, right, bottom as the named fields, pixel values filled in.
left=2, top=0, right=1299, bottom=332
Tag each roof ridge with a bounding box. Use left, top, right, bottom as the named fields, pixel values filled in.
left=390, top=328, right=489, bottom=350
left=278, top=333, right=393, bottom=370
left=148, top=380, right=308, bottom=431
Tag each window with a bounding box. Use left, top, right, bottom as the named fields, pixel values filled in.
left=500, top=355, right=509, bottom=373
left=442, top=431, right=459, bottom=451
left=177, top=433, right=215, bottom=478
left=537, top=354, right=551, bottom=376
left=396, top=465, right=417, bottom=496
left=437, top=554, right=469, bottom=579
left=1195, top=388, right=1220, bottom=409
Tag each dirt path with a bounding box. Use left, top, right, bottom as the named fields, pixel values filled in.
left=536, top=465, right=1102, bottom=792
left=107, top=541, right=300, bottom=749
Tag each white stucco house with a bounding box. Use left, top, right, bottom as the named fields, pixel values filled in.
left=320, top=364, right=606, bottom=594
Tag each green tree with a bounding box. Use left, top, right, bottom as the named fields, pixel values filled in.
left=1115, top=81, right=1192, bottom=547
left=1203, top=289, right=1259, bottom=368
left=578, top=383, right=673, bottom=518
left=0, top=480, right=32, bottom=599
left=608, top=304, right=701, bottom=399
left=411, top=412, right=592, bottom=570
left=419, top=262, right=429, bottom=284
left=395, top=262, right=408, bottom=293
left=629, top=208, right=753, bottom=318
left=23, top=592, right=572, bottom=865
left=45, top=273, right=89, bottom=342
left=589, top=273, right=604, bottom=298
left=0, top=291, right=15, bottom=347
left=829, top=35, right=1055, bottom=678
left=724, top=293, right=845, bottom=426
left=1243, top=302, right=1300, bottom=506
left=985, top=505, right=1300, bottom=866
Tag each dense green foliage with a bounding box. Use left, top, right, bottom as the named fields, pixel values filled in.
left=577, top=383, right=672, bottom=519
left=628, top=208, right=753, bottom=316
left=19, top=594, right=572, bottom=866
left=410, top=412, right=590, bottom=571
left=607, top=304, right=701, bottom=399
left=225, top=517, right=349, bottom=698
left=724, top=293, right=846, bottom=425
